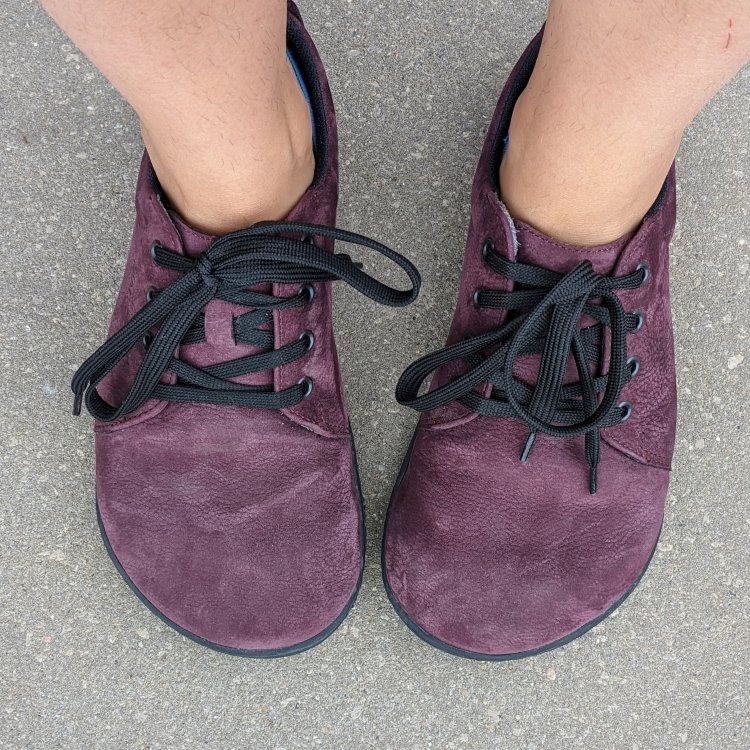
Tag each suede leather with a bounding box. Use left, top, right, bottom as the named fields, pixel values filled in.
left=384, top=31, right=677, bottom=657
left=94, top=3, right=363, bottom=653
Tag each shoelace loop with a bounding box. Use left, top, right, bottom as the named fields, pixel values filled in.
left=396, top=241, right=648, bottom=493
left=72, top=221, right=420, bottom=422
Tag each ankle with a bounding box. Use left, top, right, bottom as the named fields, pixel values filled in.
left=140, top=61, right=315, bottom=236
left=500, top=150, right=648, bottom=246
left=499, top=90, right=681, bottom=246
left=146, top=134, right=315, bottom=236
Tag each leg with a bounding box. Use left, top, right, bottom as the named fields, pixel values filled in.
left=500, top=0, right=750, bottom=245
left=39, top=0, right=314, bottom=234
left=66, top=5, right=422, bottom=656
left=385, top=1, right=745, bottom=659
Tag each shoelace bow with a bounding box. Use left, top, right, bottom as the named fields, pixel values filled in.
left=396, top=240, right=649, bottom=494
left=72, top=221, right=421, bottom=423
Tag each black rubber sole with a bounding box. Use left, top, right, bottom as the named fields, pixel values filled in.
left=97, top=439, right=366, bottom=659
left=381, top=431, right=661, bottom=661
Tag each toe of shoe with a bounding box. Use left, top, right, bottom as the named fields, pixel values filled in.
left=383, top=426, right=668, bottom=658
left=95, top=407, right=363, bottom=654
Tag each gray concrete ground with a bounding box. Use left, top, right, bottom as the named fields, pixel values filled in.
left=1, top=0, right=748, bottom=747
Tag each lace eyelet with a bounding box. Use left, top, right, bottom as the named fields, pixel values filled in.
left=627, top=356, right=641, bottom=378
left=146, top=287, right=158, bottom=303
left=300, top=284, right=315, bottom=303
left=149, top=241, right=161, bottom=261
left=636, top=262, right=650, bottom=285
left=302, top=234, right=316, bottom=246
left=482, top=239, right=494, bottom=260
left=299, top=330, right=315, bottom=352
left=298, top=377, right=314, bottom=400
left=142, top=332, right=153, bottom=350
left=618, top=401, right=633, bottom=423
left=472, top=289, right=482, bottom=309
left=632, top=310, right=646, bottom=332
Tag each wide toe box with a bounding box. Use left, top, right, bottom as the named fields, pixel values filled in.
left=383, top=420, right=667, bottom=658
left=96, top=405, right=363, bottom=655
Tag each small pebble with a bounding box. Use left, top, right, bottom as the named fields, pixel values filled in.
left=727, top=354, right=744, bottom=370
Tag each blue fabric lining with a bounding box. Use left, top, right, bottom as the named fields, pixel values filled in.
left=287, top=49, right=317, bottom=151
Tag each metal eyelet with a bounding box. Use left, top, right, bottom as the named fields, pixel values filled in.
left=302, top=235, right=315, bottom=246
left=636, top=262, right=650, bottom=285
left=146, top=287, right=158, bottom=303
left=142, top=332, right=153, bottom=350
left=299, top=284, right=315, bottom=303
left=627, top=356, right=641, bottom=378
left=299, top=330, right=315, bottom=352
left=149, top=241, right=161, bottom=261
left=298, top=377, right=314, bottom=400
left=472, top=289, right=482, bottom=309
left=632, top=310, right=646, bottom=332
left=482, top=239, right=494, bottom=260
left=618, top=401, right=633, bottom=423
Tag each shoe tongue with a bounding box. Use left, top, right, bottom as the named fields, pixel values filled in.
left=513, top=219, right=632, bottom=275
left=169, top=210, right=215, bottom=257
left=510, top=219, right=633, bottom=387
left=167, top=210, right=273, bottom=387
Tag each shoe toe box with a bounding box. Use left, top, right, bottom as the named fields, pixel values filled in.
left=96, top=405, right=363, bottom=654
left=383, top=420, right=668, bottom=658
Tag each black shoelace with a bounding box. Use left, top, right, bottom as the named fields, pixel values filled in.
left=396, top=240, right=649, bottom=494
left=72, top=221, right=420, bottom=423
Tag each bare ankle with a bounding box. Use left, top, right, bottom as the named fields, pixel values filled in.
left=147, top=137, right=315, bottom=236
left=499, top=91, right=681, bottom=247
left=140, top=61, right=315, bottom=236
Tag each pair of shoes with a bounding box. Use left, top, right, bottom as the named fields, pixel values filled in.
left=71, top=5, right=677, bottom=659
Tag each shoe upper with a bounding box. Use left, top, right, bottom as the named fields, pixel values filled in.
left=383, top=30, right=677, bottom=657
left=75, top=4, right=420, bottom=653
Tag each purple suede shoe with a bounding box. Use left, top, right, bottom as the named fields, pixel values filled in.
left=383, top=30, right=677, bottom=659
left=71, top=3, right=420, bottom=657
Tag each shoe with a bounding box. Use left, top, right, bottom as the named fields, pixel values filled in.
left=382, top=29, right=677, bottom=659
left=71, top=2, right=420, bottom=657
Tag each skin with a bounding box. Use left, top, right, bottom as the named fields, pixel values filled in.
left=39, top=0, right=314, bottom=235
left=499, top=0, right=750, bottom=245
left=40, top=0, right=750, bottom=244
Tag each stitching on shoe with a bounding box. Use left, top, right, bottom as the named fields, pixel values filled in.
left=516, top=220, right=634, bottom=254
left=94, top=399, right=168, bottom=433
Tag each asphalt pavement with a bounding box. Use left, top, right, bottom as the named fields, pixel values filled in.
left=1, top=1, right=748, bottom=747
